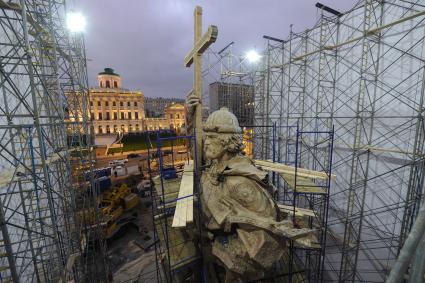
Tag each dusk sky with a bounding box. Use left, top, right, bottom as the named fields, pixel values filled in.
left=76, top=0, right=358, bottom=99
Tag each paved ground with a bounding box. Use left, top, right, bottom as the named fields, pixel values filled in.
left=108, top=197, right=159, bottom=283
left=95, top=148, right=188, bottom=282
left=95, top=146, right=188, bottom=170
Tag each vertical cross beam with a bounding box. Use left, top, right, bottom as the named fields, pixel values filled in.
left=193, top=6, right=203, bottom=168
left=185, top=6, right=217, bottom=168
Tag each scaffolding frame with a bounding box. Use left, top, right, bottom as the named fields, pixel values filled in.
left=257, top=123, right=335, bottom=282
left=0, top=1, right=108, bottom=282
left=146, top=129, right=203, bottom=283
left=198, top=42, right=336, bottom=281
left=216, top=43, right=254, bottom=126
left=254, top=0, right=425, bottom=281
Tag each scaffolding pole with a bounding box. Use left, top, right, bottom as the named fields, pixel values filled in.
left=0, top=0, right=109, bottom=282
left=254, top=0, right=425, bottom=281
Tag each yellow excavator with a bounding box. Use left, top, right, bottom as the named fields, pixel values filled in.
left=80, top=183, right=140, bottom=239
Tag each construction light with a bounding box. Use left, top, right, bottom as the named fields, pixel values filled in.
left=66, top=12, right=86, bottom=33
left=245, top=50, right=261, bottom=63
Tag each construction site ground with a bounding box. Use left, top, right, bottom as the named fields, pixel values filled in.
left=107, top=185, right=159, bottom=282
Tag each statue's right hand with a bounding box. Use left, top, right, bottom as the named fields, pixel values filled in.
left=186, top=92, right=201, bottom=115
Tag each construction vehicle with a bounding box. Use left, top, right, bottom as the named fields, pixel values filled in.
left=79, top=183, right=140, bottom=239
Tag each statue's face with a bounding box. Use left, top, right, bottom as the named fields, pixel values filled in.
left=204, top=133, right=226, bottom=161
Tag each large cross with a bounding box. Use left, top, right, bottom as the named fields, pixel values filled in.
left=185, top=6, right=217, bottom=168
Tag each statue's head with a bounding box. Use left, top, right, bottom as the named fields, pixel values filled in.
left=203, top=107, right=244, bottom=161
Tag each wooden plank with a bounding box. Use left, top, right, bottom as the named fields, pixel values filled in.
left=277, top=204, right=317, bottom=217
left=172, top=161, right=194, bottom=228
left=254, top=159, right=336, bottom=181
left=280, top=173, right=327, bottom=194
left=158, top=196, right=198, bottom=210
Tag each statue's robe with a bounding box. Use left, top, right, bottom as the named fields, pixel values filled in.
left=201, top=155, right=286, bottom=280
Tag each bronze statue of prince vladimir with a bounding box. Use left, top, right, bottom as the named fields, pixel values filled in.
left=186, top=96, right=313, bottom=282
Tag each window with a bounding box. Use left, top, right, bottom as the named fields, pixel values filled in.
left=127, top=101, right=130, bottom=107
left=113, top=101, right=116, bottom=107
left=100, top=81, right=103, bottom=88
left=121, top=125, right=125, bottom=132
left=134, top=102, right=138, bottom=107
left=90, top=101, right=93, bottom=107
left=135, top=112, right=139, bottom=119
left=128, top=112, right=132, bottom=120
left=129, top=124, right=133, bottom=132
left=114, top=81, right=118, bottom=88
left=176, top=114, right=180, bottom=119
left=97, top=101, right=101, bottom=107
left=105, top=101, right=109, bottom=107
left=106, top=125, right=110, bottom=133
left=170, top=114, right=174, bottom=119
left=113, top=112, right=118, bottom=120
left=106, top=112, right=110, bottom=120
left=113, top=125, right=118, bottom=133
left=98, top=126, right=103, bottom=134
left=120, top=101, right=123, bottom=107
left=90, top=112, right=94, bottom=120
left=136, top=124, right=140, bottom=131
left=120, top=112, right=125, bottom=120
left=106, top=80, right=110, bottom=88
left=98, top=113, right=102, bottom=120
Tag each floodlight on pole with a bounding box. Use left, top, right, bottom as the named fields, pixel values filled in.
left=66, top=12, right=86, bottom=33
left=245, top=50, right=261, bottom=63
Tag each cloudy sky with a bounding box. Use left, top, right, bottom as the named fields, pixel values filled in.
left=76, top=0, right=358, bottom=99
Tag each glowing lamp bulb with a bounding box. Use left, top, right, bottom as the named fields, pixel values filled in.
left=246, top=50, right=261, bottom=63
left=67, top=12, right=86, bottom=33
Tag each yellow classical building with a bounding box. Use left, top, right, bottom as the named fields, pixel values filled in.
left=90, top=68, right=185, bottom=134
left=145, top=103, right=186, bottom=133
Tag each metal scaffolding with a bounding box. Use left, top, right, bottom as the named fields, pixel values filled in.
left=216, top=43, right=254, bottom=126
left=200, top=43, right=336, bottom=281
left=145, top=130, right=201, bottom=282
left=202, top=45, right=255, bottom=122
left=0, top=1, right=108, bottom=282
left=254, top=0, right=425, bottom=281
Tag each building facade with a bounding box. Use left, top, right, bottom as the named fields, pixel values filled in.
left=89, top=68, right=185, bottom=134
left=145, top=103, right=185, bottom=132
left=145, top=96, right=185, bottom=117
left=90, top=68, right=145, bottom=134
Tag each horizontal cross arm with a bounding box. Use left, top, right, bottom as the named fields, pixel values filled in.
left=184, top=25, right=218, bottom=67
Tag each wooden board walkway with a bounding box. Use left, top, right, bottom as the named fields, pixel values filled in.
left=254, top=159, right=336, bottom=194
left=172, top=160, right=194, bottom=228
left=277, top=204, right=317, bottom=218
left=254, top=159, right=336, bottom=181
left=280, top=172, right=327, bottom=194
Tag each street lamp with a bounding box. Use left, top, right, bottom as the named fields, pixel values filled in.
left=66, top=12, right=86, bottom=33
left=245, top=50, right=261, bottom=63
